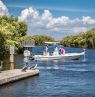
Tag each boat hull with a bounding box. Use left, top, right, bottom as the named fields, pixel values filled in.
left=32, top=52, right=85, bottom=61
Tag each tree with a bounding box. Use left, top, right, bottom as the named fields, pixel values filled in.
left=0, top=31, right=6, bottom=59
left=0, top=16, right=27, bottom=59
left=32, top=35, right=55, bottom=46
left=60, top=28, right=95, bottom=48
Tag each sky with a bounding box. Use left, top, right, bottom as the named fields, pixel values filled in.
left=1, top=0, right=95, bottom=40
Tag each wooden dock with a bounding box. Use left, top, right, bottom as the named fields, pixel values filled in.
left=0, top=69, right=39, bottom=85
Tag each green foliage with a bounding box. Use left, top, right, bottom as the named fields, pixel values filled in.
left=21, top=36, right=35, bottom=41
left=20, top=36, right=35, bottom=47
left=0, top=16, right=27, bottom=59
left=18, top=22, right=27, bottom=36
left=0, top=32, right=6, bottom=59
left=60, top=28, right=95, bottom=48
left=32, top=35, right=55, bottom=46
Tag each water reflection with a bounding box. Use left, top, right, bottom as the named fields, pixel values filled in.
left=0, top=76, right=39, bottom=97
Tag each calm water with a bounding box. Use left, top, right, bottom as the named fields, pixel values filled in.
left=0, top=46, right=95, bottom=97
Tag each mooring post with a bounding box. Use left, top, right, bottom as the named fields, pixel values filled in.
left=23, top=49, right=30, bottom=67
left=10, top=46, right=15, bottom=70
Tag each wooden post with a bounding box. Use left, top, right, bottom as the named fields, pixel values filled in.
left=10, top=54, right=14, bottom=70
left=10, top=46, right=15, bottom=70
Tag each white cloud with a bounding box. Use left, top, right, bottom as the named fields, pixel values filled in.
left=18, top=7, right=95, bottom=40
left=0, top=0, right=9, bottom=16
left=83, top=16, right=95, bottom=25
left=42, top=10, right=52, bottom=20
left=18, top=7, right=39, bottom=22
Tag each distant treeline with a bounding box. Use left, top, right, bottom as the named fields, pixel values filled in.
left=60, top=29, right=95, bottom=48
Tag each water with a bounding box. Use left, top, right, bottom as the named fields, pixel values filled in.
left=1, top=46, right=95, bottom=97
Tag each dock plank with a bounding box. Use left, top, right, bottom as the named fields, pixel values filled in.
left=0, top=69, right=39, bottom=85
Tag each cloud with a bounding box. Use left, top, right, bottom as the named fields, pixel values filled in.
left=0, top=0, right=9, bottom=16
left=83, top=16, right=95, bottom=25
left=18, top=7, right=95, bottom=40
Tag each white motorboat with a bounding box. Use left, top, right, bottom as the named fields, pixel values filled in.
left=32, top=51, right=85, bottom=61
left=31, top=42, right=85, bottom=61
